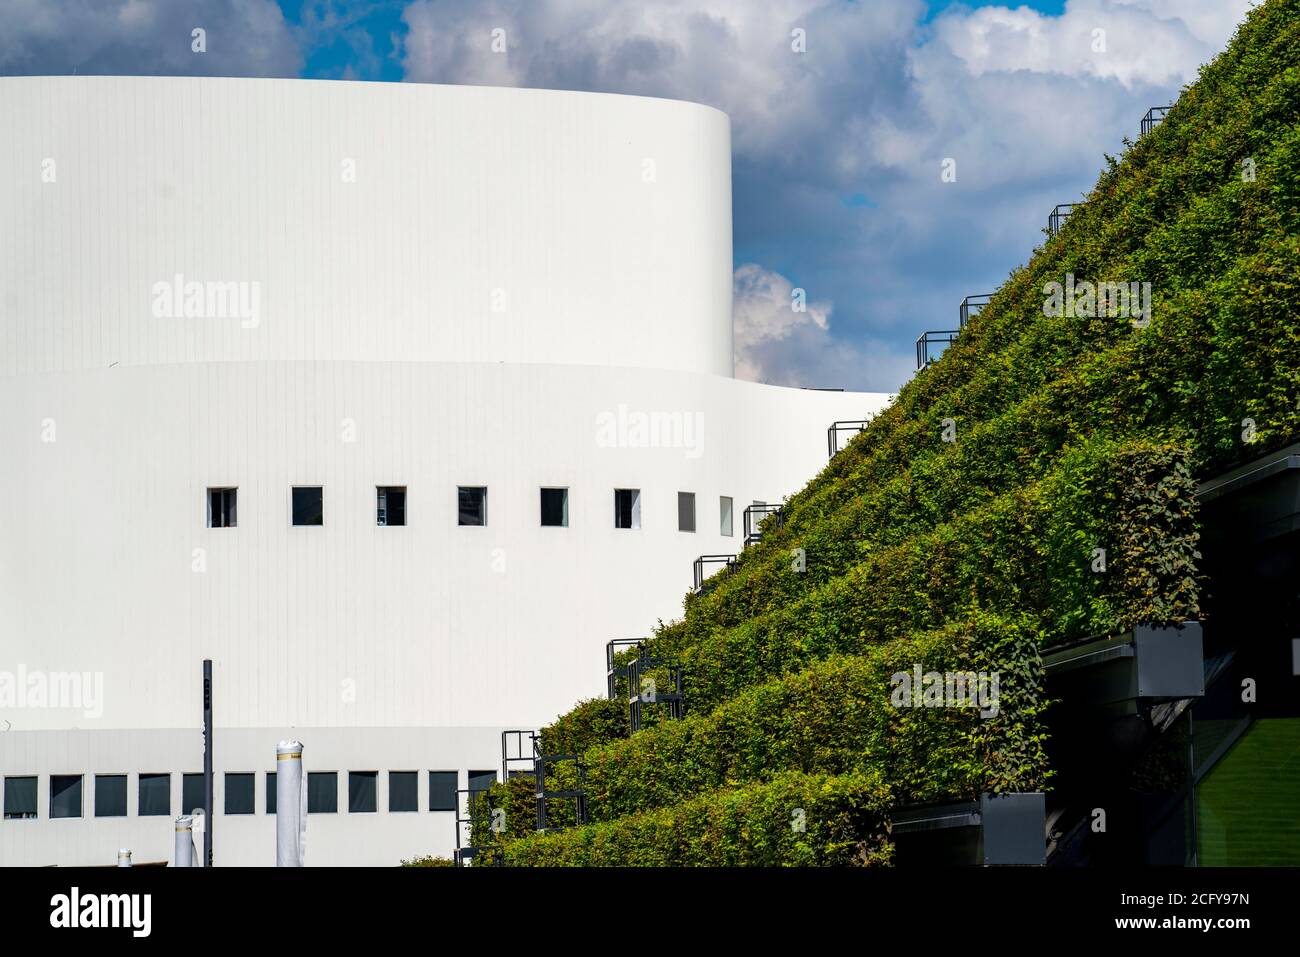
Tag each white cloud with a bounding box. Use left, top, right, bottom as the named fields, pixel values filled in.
left=0, top=0, right=302, bottom=76
left=927, top=0, right=1255, bottom=89
left=732, top=263, right=913, bottom=389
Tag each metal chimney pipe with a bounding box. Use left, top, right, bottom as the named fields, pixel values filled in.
left=276, top=741, right=305, bottom=866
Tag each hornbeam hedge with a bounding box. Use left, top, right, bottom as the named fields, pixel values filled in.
left=454, top=0, right=1299, bottom=866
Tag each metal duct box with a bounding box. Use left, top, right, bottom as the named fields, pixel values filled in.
left=1044, top=622, right=1204, bottom=713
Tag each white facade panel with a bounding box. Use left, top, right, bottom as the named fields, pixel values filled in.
left=0, top=76, right=733, bottom=377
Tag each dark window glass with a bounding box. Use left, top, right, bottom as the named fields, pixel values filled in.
left=50, top=775, right=82, bottom=819
left=138, top=773, right=170, bottom=816
left=94, top=774, right=127, bottom=817
left=468, top=770, right=497, bottom=794
left=225, top=773, right=254, bottom=815
left=615, top=489, right=640, bottom=529
left=292, top=486, right=324, bottom=526
left=389, top=771, right=418, bottom=812
left=377, top=487, right=406, bottom=526
left=4, top=776, right=37, bottom=819
left=208, top=487, right=237, bottom=528
left=540, top=488, right=568, bottom=527
left=182, top=773, right=205, bottom=815
left=677, top=491, right=696, bottom=532
left=458, top=487, right=487, bottom=526
left=266, top=772, right=276, bottom=814
left=720, top=496, right=734, bottom=537
left=429, top=771, right=457, bottom=812
left=348, top=771, right=377, bottom=813
left=308, top=772, right=337, bottom=813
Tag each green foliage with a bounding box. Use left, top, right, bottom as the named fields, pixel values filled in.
left=540, top=698, right=627, bottom=755
left=399, top=855, right=455, bottom=867
left=435, top=0, right=1300, bottom=866
left=501, top=770, right=894, bottom=867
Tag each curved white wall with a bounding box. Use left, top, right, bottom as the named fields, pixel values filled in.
left=0, top=77, right=892, bottom=865
left=0, top=76, right=734, bottom=377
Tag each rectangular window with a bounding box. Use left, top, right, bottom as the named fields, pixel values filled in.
left=457, top=486, right=487, bottom=526
left=540, top=487, right=569, bottom=527
left=265, top=772, right=276, bottom=814
left=207, top=487, right=237, bottom=528
left=4, top=776, right=37, bottom=819
left=348, top=771, right=377, bottom=813
left=429, top=771, right=457, bottom=812
left=389, top=771, right=418, bottom=812
left=677, top=491, right=696, bottom=532
left=720, top=496, right=734, bottom=537
left=138, top=773, right=170, bottom=816
left=614, top=489, right=641, bottom=529
left=94, top=774, right=127, bottom=817
left=308, top=772, right=337, bottom=813
left=377, top=486, right=406, bottom=526
left=468, top=770, right=497, bottom=794
left=182, top=773, right=205, bottom=815
left=225, top=773, right=255, bottom=815
left=50, top=775, right=82, bottom=819
left=292, top=486, right=324, bottom=526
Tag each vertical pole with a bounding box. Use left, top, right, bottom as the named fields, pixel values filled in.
left=175, top=816, right=193, bottom=867
left=117, top=848, right=132, bottom=867
left=203, top=659, right=213, bottom=867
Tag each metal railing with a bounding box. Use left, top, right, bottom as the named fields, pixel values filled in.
left=605, top=638, right=643, bottom=701
left=916, top=330, right=960, bottom=370
left=1140, top=106, right=1171, bottom=137
left=693, top=554, right=738, bottom=594
left=1047, top=203, right=1077, bottom=237
left=742, top=503, right=784, bottom=546
left=959, top=293, right=993, bottom=329
left=828, top=419, right=872, bottom=457
left=626, top=648, right=685, bottom=732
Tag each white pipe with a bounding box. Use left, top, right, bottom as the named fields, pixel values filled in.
left=117, top=848, right=132, bottom=868
left=276, top=740, right=305, bottom=866
left=174, top=816, right=193, bottom=867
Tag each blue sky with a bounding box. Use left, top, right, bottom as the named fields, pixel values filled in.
left=0, top=0, right=1256, bottom=391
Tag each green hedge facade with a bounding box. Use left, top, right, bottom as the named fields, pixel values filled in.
left=458, top=0, right=1299, bottom=866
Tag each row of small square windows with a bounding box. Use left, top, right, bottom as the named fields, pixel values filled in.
left=0, top=770, right=497, bottom=819
left=209, top=486, right=742, bottom=535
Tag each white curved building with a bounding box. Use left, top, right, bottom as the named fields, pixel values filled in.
left=0, top=76, right=890, bottom=866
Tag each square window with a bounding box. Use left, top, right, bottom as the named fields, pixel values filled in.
left=678, top=491, right=696, bottom=532
left=308, top=772, right=337, bottom=813
left=138, top=773, right=170, bottom=817
left=540, top=487, right=569, bottom=527
left=429, top=771, right=457, bottom=812
left=348, top=771, right=377, bottom=813
left=614, top=489, right=641, bottom=529
left=468, top=770, right=496, bottom=794
left=458, top=486, right=487, bottom=526
left=292, top=486, right=324, bottom=526
left=377, top=486, right=406, bottom=527
left=225, top=773, right=255, bottom=815
left=94, top=774, right=127, bottom=817
left=50, top=775, right=82, bottom=819
left=182, top=773, right=206, bottom=815
left=207, top=487, right=237, bottom=528
left=4, top=776, right=37, bottom=819
left=265, top=772, right=276, bottom=814
left=389, top=771, right=418, bottom=812
left=720, top=496, right=733, bottom=537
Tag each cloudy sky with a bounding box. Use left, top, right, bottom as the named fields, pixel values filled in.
left=0, top=0, right=1258, bottom=391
